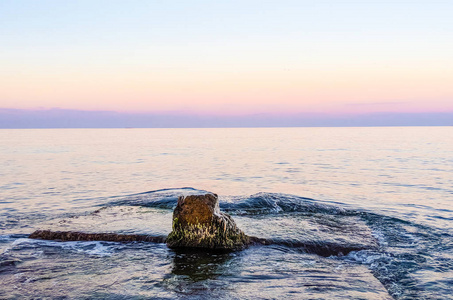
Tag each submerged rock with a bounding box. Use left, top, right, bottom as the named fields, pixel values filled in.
left=28, top=193, right=378, bottom=256
left=166, top=194, right=250, bottom=251
left=28, top=230, right=166, bottom=243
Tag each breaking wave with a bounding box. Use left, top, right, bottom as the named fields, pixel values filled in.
left=107, top=187, right=350, bottom=216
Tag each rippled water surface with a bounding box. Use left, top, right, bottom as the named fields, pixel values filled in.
left=0, top=127, right=452, bottom=299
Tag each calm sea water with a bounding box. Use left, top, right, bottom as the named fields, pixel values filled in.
left=0, top=127, right=452, bottom=299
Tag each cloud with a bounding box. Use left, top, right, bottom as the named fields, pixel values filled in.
left=344, top=101, right=409, bottom=106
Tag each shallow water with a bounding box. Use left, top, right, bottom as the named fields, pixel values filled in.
left=0, top=128, right=452, bottom=299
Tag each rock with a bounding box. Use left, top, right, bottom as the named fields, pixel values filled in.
left=28, top=193, right=378, bottom=256
left=28, top=230, right=166, bottom=243
left=166, top=194, right=250, bottom=251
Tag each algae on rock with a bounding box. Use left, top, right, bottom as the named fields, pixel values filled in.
left=166, top=194, right=249, bottom=251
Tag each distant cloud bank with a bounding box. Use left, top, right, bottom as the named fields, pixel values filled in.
left=0, top=108, right=452, bottom=128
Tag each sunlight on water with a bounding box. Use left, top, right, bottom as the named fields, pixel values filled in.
left=0, top=127, right=452, bottom=227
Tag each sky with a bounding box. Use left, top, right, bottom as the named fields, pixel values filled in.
left=1, top=1, right=452, bottom=127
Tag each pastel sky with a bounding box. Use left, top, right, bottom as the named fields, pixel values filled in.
left=1, top=0, right=452, bottom=117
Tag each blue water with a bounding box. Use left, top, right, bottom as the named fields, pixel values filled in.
left=0, top=127, right=452, bottom=299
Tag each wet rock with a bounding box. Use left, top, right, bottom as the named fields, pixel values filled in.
left=28, top=230, right=166, bottom=243
left=28, top=193, right=378, bottom=256
left=166, top=194, right=250, bottom=251
left=264, top=238, right=376, bottom=257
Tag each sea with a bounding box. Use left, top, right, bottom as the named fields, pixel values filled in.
left=0, top=127, right=452, bottom=299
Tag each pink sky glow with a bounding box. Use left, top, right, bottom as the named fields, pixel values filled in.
left=1, top=1, right=452, bottom=118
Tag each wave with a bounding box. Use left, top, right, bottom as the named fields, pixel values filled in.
left=107, top=187, right=210, bottom=209
left=107, top=187, right=350, bottom=216
left=220, top=192, right=348, bottom=215
left=9, top=238, right=119, bottom=257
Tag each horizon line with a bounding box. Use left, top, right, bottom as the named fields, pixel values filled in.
left=1, top=108, right=452, bottom=129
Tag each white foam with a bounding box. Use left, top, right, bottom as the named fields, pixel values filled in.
left=345, top=249, right=392, bottom=266
left=0, top=235, right=12, bottom=241
left=11, top=238, right=116, bottom=257
left=371, top=230, right=388, bottom=247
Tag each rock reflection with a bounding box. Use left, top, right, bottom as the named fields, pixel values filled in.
left=170, top=248, right=233, bottom=282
